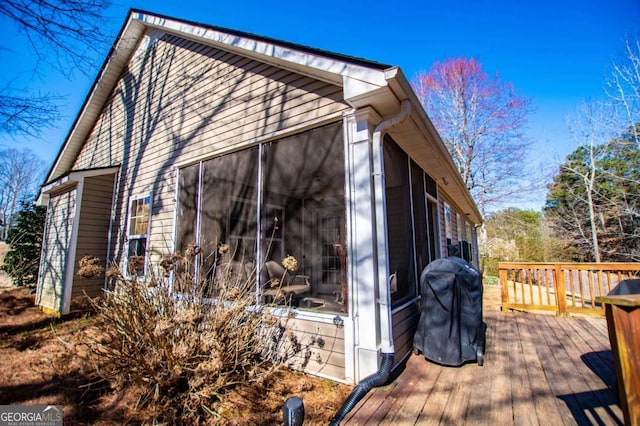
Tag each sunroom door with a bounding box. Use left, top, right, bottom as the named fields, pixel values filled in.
left=317, top=209, right=346, bottom=299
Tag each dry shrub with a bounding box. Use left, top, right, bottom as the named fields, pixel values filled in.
left=76, top=255, right=104, bottom=279
left=85, top=251, right=312, bottom=424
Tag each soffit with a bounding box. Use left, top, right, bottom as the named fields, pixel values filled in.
left=382, top=71, right=482, bottom=224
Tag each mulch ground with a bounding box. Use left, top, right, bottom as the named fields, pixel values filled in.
left=0, top=286, right=354, bottom=425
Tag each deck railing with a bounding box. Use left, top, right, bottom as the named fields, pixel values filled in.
left=498, top=262, right=640, bottom=316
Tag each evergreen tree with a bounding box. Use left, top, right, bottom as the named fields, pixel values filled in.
left=482, top=208, right=553, bottom=275
left=1, top=201, right=46, bottom=287
left=545, top=124, right=640, bottom=262
left=485, top=208, right=544, bottom=262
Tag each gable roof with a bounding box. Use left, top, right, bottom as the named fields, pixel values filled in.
left=43, top=9, right=482, bottom=224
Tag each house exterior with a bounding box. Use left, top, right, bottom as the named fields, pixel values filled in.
left=35, top=9, right=482, bottom=384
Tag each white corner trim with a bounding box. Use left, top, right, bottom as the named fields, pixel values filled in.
left=61, top=180, right=84, bottom=315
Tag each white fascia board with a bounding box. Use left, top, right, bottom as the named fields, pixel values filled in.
left=136, top=12, right=388, bottom=88
left=41, top=166, right=120, bottom=195
left=46, top=19, right=145, bottom=183
left=343, top=75, right=388, bottom=102
left=41, top=175, right=72, bottom=195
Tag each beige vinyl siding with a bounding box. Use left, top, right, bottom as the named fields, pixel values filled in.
left=36, top=186, right=77, bottom=312
left=71, top=174, right=116, bottom=299
left=283, top=316, right=346, bottom=380
left=71, top=32, right=348, bottom=267
left=392, top=303, right=419, bottom=363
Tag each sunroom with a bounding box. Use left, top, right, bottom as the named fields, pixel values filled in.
left=34, top=10, right=482, bottom=385
left=171, top=122, right=349, bottom=314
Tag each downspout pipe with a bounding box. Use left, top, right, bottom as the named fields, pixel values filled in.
left=329, top=353, right=394, bottom=426
left=330, top=99, right=411, bottom=426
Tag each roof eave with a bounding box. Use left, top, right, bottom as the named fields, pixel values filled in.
left=382, top=69, right=483, bottom=224
left=45, top=14, right=145, bottom=183
left=43, top=9, right=391, bottom=186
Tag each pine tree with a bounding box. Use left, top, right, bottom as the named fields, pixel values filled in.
left=545, top=124, right=640, bottom=262
left=1, top=202, right=46, bottom=287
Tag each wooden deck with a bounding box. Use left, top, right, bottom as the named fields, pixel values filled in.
left=344, top=310, right=623, bottom=425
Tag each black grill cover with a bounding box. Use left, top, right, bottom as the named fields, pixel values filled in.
left=608, top=279, right=640, bottom=296
left=413, top=256, right=485, bottom=366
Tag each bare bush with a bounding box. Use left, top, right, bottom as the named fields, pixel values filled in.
left=76, top=255, right=104, bottom=279
left=84, top=252, right=313, bottom=423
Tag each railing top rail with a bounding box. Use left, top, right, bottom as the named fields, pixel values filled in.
left=498, top=262, right=640, bottom=271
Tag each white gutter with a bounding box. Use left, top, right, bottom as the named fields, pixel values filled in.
left=371, top=99, right=411, bottom=354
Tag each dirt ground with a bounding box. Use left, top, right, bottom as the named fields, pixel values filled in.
left=0, top=242, right=10, bottom=288
left=0, top=244, right=503, bottom=425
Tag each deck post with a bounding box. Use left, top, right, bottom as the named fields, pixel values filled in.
left=554, top=264, right=567, bottom=317
left=597, top=295, right=640, bottom=426
left=499, top=268, right=509, bottom=311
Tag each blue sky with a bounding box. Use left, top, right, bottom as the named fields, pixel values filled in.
left=1, top=0, right=638, bottom=211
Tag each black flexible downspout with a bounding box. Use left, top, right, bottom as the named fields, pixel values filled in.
left=329, top=353, right=394, bottom=426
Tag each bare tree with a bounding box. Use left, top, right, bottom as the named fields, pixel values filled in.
left=0, top=148, right=46, bottom=239
left=0, top=88, right=59, bottom=138
left=546, top=102, right=639, bottom=262
left=562, top=103, right=616, bottom=262
left=0, top=0, right=112, bottom=138
left=605, top=36, right=640, bottom=146
left=411, top=58, right=533, bottom=216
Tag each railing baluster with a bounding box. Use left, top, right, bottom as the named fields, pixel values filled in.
left=497, top=262, right=639, bottom=317
left=512, top=269, right=518, bottom=304
left=597, top=271, right=604, bottom=301
left=577, top=270, right=585, bottom=309
left=528, top=268, right=534, bottom=305
left=555, top=264, right=567, bottom=316
left=499, top=268, right=508, bottom=311
left=545, top=268, right=552, bottom=306
left=587, top=271, right=595, bottom=309
left=519, top=269, right=526, bottom=305
left=536, top=268, right=543, bottom=306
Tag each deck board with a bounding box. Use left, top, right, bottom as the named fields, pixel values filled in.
left=344, top=310, right=623, bottom=425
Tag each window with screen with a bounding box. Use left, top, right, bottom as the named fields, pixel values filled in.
left=173, top=122, right=347, bottom=313
left=383, top=135, right=417, bottom=306
left=127, top=194, right=151, bottom=276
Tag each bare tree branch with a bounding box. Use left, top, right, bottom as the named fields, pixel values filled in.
left=0, top=0, right=112, bottom=138
left=0, top=148, right=46, bottom=239
left=605, top=36, right=640, bottom=147
left=0, top=0, right=112, bottom=76
left=411, top=58, right=534, bottom=216
left=0, top=88, right=60, bottom=137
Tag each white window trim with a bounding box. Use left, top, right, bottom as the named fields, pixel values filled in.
left=125, top=193, right=152, bottom=278
left=443, top=202, right=453, bottom=240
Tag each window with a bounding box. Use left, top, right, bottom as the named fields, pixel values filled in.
left=174, top=122, right=347, bottom=313
left=127, top=194, right=151, bottom=276
left=200, top=148, right=259, bottom=275
left=383, top=135, right=417, bottom=306
left=426, top=198, right=439, bottom=261
left=175, top=148, right=259, bottom=294
left=411, top=161, right=428, bottom=281
left=261, top=123, right=346, bottom=312
left=443, top=202, right=453, bottom=243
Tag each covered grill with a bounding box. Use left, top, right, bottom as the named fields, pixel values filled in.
left=413, top=256, right=485, bottom=366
